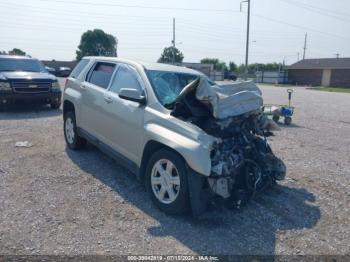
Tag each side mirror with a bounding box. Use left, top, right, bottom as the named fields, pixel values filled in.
left=118, top=88, right=146, bottom=104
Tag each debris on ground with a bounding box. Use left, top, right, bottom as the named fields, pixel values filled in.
left=15, top=141, right=33, bottom=148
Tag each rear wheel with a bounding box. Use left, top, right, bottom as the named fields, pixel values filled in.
left=64, top=111, right=86, bottom=150
left=145, top=149, right=190, bottom=215
left=284, top=116, right=292, bottom=125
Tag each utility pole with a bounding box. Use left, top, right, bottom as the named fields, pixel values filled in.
left=241, top=0, right=251, bottom=80
left=172, top=18, right=176, bottom=64
left=302, top=33, right=307, bottom=60
left=297, top=52, right=300, bottom=61
left=335, top=53, right=340, bottom=58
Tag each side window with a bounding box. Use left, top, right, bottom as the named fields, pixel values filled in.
left=87, top=62, right=116, bottom=89
left=109, top=64, right=143, bottom=94
left=70, top=59, right=89, bottom=78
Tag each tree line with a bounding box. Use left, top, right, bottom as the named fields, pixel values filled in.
left=0, top=48, right=27, bottom=56
left=2, top=29, right=284, bottom=73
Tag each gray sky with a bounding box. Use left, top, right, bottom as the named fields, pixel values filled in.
left=0, top=0, right=349, bottom=65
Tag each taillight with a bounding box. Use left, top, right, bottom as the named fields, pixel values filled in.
left=64, top=78, right=68, bottom=89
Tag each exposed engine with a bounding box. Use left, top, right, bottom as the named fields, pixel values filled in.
left=208, top=112, right=286, bottom=203
left=169, top=77, right=286, bottom=207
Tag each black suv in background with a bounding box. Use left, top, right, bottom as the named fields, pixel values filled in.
left=0, top=55, right=61, bottom=109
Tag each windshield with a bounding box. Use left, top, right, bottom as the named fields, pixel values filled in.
left=0, top=58, right=46, bottom=72
left=146, top=70, right=200, bottom=106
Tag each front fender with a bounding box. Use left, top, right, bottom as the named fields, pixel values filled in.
left=144, top=123, right=214, bottom=176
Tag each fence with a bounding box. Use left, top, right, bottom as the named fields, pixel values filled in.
left=209, top=71, right=224, bottom=81
left=255, top=70, right=288, bottom=84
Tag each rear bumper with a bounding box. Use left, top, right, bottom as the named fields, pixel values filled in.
left=0, top=91, right=62, bottom=104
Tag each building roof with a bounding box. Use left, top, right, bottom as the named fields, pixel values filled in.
left=288, top=58, right=350, bottom=70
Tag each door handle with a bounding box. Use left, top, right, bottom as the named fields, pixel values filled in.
left=104, top=96, right=113, bottom=103
left=81, top=84, right=87, bottom=90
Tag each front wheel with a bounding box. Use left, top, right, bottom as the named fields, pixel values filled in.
left=145, top=149, right=190, bottom=215
left=51, top=101, right=61, bottom=109
left=272, top=115, right=280, bottom=123
left=64, top=111, right=86, bottom=150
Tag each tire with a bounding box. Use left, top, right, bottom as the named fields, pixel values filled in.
left=272, top=115, right=280, bottom=123
left=145, top=149, right=190, bottom=215
left=284, top=116, right=292, bottom=125
left=51, top=101, right=61, bottom=109
left=64, top=111, right=86, bottom=150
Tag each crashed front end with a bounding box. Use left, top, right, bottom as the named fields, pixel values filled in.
left=171, top=78, right=286, bottom=207
left=207, top=112, right=286, bottom=207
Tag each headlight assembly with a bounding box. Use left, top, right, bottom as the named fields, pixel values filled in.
left=52, top=81, right=61, bottom=90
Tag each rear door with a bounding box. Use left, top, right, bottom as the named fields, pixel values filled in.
left=80, top=61, right=116, bottom=141
left=101, top=63, right=145, bottom=163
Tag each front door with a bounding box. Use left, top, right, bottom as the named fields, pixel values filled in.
left=100, top=63, right=145, bottom=164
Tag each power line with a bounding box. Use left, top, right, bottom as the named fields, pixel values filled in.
left=253, top=13, right=350, bottom=41
left=280, top=0, right=350, bottom=20
left=280, top=0, right=350, bottom=23
left=0, top=10, right=305, bottom=40
left=37, top=0, right=240, bottom=13
left=0, top=2, right=308, bottom=36
left=0, top=2, right=348, bottom=42
left=0, top=2, right=173, bottom=21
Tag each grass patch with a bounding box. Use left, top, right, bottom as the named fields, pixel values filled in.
left=307, top=87, right=350, bottom=93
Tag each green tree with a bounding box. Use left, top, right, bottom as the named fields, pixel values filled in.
left=8, top=48, right=26, bottom=56
left=76, top=29, right=117, bottom=60
left=158, top=46, right=184, bottom=63
left=228, top=61, right=237, bottom=72
left=200, top=58, right=227, bottom=71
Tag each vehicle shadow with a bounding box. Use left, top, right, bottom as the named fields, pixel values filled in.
left=66, top=144, right=320, bottom=255
left=0, top=103, right=61, bottom=120
left=277, top=122, right=304, bottom=129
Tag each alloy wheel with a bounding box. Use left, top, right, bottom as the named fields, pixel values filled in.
left=151, top=159, right=181, bottom=204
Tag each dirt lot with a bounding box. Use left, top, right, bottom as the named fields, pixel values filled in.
left=0, top=83, right=349, bottom=255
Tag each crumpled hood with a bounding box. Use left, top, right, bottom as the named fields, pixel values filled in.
left=195, top=78, right=263, bottom=119
left=0, top=71, right=57, bottom=81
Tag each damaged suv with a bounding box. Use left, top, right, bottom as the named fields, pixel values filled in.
left=63, top=57, right=286, bottom=215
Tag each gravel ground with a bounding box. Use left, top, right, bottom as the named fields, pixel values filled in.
left=0, top=83, right=349, bottom=255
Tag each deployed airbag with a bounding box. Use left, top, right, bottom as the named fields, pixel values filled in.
left=195, top=78, right=263, bottom=119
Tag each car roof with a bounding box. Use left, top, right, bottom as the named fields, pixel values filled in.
left=0, top=55, right=34, bottom=60
left=85, top=56, right=203, bottom=75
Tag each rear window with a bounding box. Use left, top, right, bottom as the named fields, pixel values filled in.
left=70, top=59, right=89, bottom=78
left=87, top=62, right=116, bottom=89
left=0, top=58, right=45, bottom=72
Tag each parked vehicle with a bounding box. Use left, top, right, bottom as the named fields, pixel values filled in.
left=45, top=66, right=56, bottom=75
left=63, top=57, right=285, bottom=215
left=224, top=71, right=237, bottom=81
left=0, top=55, right=61, bottom=109
left=57, top=66, right=72, bottom=77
